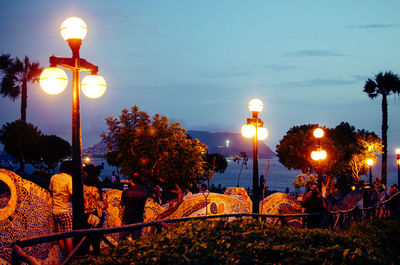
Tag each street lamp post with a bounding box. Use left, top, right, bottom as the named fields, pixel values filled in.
left=311, top=127, right=326, bottom=190
left=396, top=148, right=400, bottom=186
left=366, top=158, right=374, bottom=185
left=241, top=99, right=268, bottom=213
left=40, top=17, right=107, bottom=231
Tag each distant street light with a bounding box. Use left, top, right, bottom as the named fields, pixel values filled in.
left=396, top=148, right=400, bottom=186
left=366, top=158, right=374, bottom=185
left=313, top=128, right=324, bottom=139
left=241, top=98, right=268, bottom=213
left=40, top=17, right=107, bottom=231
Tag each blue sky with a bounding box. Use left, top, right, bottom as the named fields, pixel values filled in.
left=1, top=0, right=400, bottom=157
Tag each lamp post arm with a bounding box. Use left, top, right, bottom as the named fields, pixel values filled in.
left=49, top=56, right=99, bottom=73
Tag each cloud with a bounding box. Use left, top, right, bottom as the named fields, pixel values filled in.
left=279, top=78, right=357, bottom=88
left=196, top=70, right=253, bottom=78
left=284, top=50, right=347, bottom=57
left=348, top=24, right=398, bottom=29
left=261, top=64, right=299, bottom=71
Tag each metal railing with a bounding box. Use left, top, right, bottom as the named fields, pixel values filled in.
left=11, top=192, right=400, bottom=265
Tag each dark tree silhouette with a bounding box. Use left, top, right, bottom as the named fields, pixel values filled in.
left=0, top=54, right=42, bottom=121
left=34, top=135, right=71, bottom=173
left=363, top=71, right=400, bottom=185
left=0, top=120, right=41, bottom=173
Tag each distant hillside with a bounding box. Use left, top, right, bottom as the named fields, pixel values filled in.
left=187, top=130, right=275, bottom=159
left=84, top=130, right=276, bottom=159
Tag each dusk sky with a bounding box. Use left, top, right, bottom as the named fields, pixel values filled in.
left=1, top=0, right=400, bottom=155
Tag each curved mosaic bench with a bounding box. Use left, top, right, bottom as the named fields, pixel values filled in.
left=259, top=192, right=303, bottom=227
left=0, top=169, right=60, bottom=265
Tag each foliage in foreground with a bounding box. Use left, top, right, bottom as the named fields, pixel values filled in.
left=73, top=218, right=400, bottom=265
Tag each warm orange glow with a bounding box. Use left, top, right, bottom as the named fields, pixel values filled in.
left=311, top=149, right=327, bottom=161
left=313, top=128, right=324, bottom=138
left=241, top=124, right=256, bottom=138
left=60, top=17, right=88, bottom=41
left=39, top=67, right=68, bottom=95
left=319, top=150, right=327, bottom=160
left=257, top=127, right=268, bottom=140
left=311, top=151, right=320, bottom=161
left=397, top=159, right=400, bottom=166
left=84, top=157, right=90, bottom=163
left=81, top=74, right=107, bottom=98
left=396, top=148, right=400, bottom=155
left=248, top=98, right=263, bottom=113
left=366, top=158, right=374, bottom=166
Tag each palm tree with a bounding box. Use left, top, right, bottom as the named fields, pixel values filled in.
left=363, top=71, right=400, bottom=186
left=0, top=54, right=42, bottom=121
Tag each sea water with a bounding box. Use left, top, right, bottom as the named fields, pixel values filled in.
left=12, top=156, right=399, bottom=193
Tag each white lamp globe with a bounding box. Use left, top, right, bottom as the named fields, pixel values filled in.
left=313, top=128, right=324, bottom=138
left=241, top=124, right=256, bottom=139
left=39, top=67, right=68, bottom=95
left=311, top=151, right=320, bottom=161
left=319, top=150, right=327, bottom=160
left=257, top=127, right=269, bottom=140
left=60, top=17, right=88, bottom=41
left=81, top=74, right=107, bottom=99
left=248, top=98, right=263, bottom=113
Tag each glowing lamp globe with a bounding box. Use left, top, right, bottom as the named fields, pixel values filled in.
left=319, top=150, right=327, bottom=160
left=81, top=74, right=107, bottom=99
left=248, top=98, right=263, bottom=113
left=241, top=124, right=256, bottom=138
left=257, top=127, right=269, bottom=140
left=39, top=67, right=68, bottom=95
left=313, top=128, right=324, bottom=138
left=311, top=151, right=320, bottom=161
left=366, top=159, right=374, bottom=166
left=395, top=148, right=400, bottom=155
left=60, top=17, right=88, bottom=41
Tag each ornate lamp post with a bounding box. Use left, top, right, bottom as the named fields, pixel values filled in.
left=40, top=17, right=107, bottom=230
left=396, top=148, right=400, bottom=186
left=241, top=98, right=268, bottom=213
left=311, top=127, right=326, bottom=189
left=366, top=158, right=374, bottom=185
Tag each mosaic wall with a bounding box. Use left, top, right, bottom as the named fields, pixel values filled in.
left=0, top=169, right=60, bottom=265
left=0, top=169, right=253, bottom=265
left=260, top=192, right=303, bottom=227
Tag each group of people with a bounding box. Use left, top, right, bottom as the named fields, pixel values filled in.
left=300, top=184, right=326, bottom=228
left=49, top=162, right=149, bottom=258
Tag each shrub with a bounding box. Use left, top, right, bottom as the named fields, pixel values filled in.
left=73, top=218, right=399, bottom=265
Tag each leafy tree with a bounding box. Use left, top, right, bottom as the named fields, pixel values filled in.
left=363, top=71, right=400, bottom=186
left=203, top=152, right=228, bottom=181
left=101, top=106, right=207, bottom=191
left=32, top=135, right=71, bottom=173
left=105, top=150, right=123, bottom=172
left=276, top=124, right=338, bottom=177
left=0, top=120, right=41, bottom=173
left=0, top=54, right=43, bottom=122
left=276, top=122, right=382, bottom=193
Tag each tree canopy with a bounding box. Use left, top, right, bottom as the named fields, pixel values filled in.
left=0, top=120, right=41, bottom=173
left=0, top=120, right=71, bottom=175
left=276, top=122, right=382, bottom=191
left=32, top=135, right=71, bottom=173
left=101, top=106, right=208, bottom=190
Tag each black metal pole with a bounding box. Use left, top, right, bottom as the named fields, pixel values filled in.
left=252, top=112, right=259, bottom=213
left=397, top=154, right=400, bottom=186
left=69, top=39, right=85, bottom=231
left=369, top=165, right=372, bottom=185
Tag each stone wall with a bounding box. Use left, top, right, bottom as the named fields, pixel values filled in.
left=0, top=169, right=252, bottom=264
left=0, top=169, right=60, bottom=265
